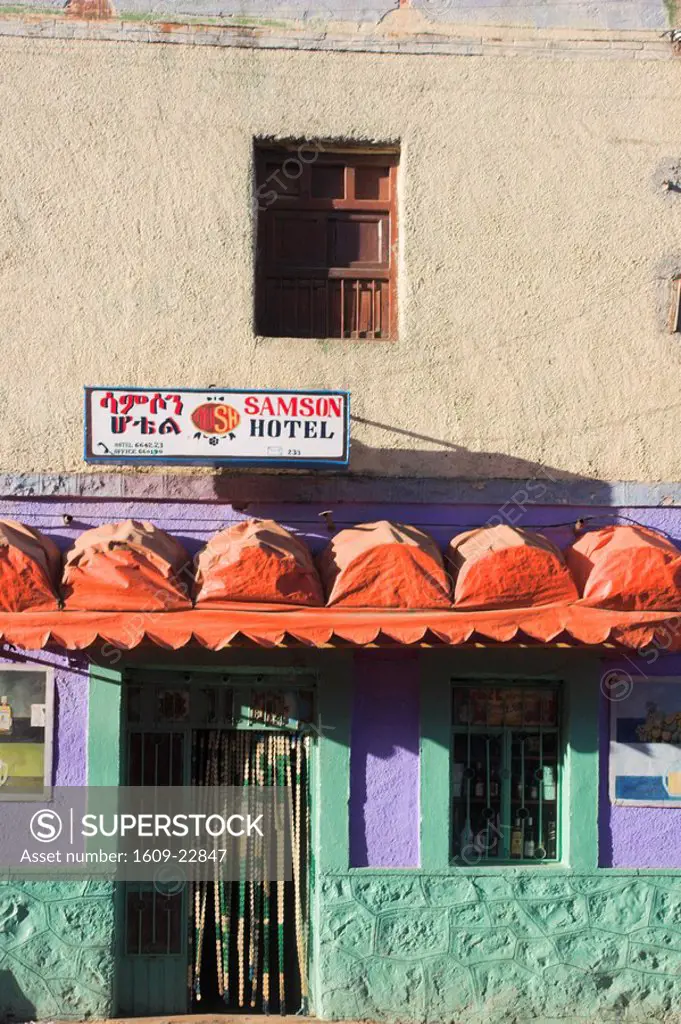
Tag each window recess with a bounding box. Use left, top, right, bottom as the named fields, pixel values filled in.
left=255, top=145, right=399, bottom=340
left=451, top=681, right=561, bottom=865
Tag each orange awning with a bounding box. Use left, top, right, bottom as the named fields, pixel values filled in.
left=0, top=516, right=678, bottom=652
left=0, top=603, right=679, bottom=651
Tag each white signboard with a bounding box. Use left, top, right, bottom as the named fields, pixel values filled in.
left=84, top=387, right=350, bottom=467
left=610, top=677, right=681, bottom=806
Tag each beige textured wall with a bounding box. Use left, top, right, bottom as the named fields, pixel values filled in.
left=1, top=37, right=681, bottom=481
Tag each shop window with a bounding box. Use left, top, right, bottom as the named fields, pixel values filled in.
left=0, top=665, right=54, bottom=800
left=255, top=144, right=399, bottom=340
left=451, top=681, right=561, bottom=864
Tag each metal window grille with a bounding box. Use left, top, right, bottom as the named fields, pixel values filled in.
left=451, top=681, right=561, bottom=864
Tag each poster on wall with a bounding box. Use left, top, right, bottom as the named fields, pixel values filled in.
left=0, top=667, right=54, bottom=800
left=610, top=677, right=681, bottom=806
left=84, top=386, right=350, bottom=468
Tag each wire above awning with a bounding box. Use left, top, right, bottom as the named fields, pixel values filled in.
left=0, top=603, right=679, bottom=651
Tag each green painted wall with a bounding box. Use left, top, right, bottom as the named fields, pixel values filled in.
left=0, top=880, right=114, bottom=1021
left=316, top=869, right=681, bottom=1022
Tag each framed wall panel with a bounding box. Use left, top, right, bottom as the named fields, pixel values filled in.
left=0, top=664, right=54, bottom=800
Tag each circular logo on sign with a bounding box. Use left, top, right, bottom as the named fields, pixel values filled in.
left=191, top=403, right=241, bottom=435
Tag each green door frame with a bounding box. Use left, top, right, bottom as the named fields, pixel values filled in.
left=89, top=651, right=353, bottom=1017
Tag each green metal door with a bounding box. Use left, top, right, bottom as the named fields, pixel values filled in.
left=117, top=729, right=189, bottom=1015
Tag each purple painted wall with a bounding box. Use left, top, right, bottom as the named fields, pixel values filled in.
left=350, top=652, right=420, bottom=868
left=5, top=497, right=681, bottom=559
left=4, top=494, right=681, bottom=868
left=599, top=654, right=681, bottom=869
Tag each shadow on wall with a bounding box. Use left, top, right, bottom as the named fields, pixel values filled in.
left=349, top=646, right=604, bottom=869
left=0, top=971, right=37, bottom=1024
left=345, top=421, right=607, bottom=485
left=350, top=651, right=421, bottom=868
left=211, top=428, right=611, bottom=501
left=346, top=437, right=597, bottom=484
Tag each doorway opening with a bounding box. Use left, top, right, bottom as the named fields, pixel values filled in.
left=190, top=730, right=309, bottom=1014
left=119, top=671, right=313, bottom=1017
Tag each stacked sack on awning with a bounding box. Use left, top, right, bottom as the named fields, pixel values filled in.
left=1, top=516, right=681, bottom=612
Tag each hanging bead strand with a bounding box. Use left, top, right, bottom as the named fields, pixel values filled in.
left=237, top=729, right=248, bottom=1008
left=289, top=733, right=308, bottom=1008
left=212, top=731, right=224, bottom=999
left=262, top=733, right=272, bottom=1015
left=250, top=733, right=264, bottom=1010
left=222, top=725, right=235, bottom=1005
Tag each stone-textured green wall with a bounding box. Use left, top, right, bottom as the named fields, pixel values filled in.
left=0, top=881, right=114, bottom=1021
left=5, top=869, right=681, bottom=1022
left=318, top=870, right=681, bottom=1022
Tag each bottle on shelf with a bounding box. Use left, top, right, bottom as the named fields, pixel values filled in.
left=460, top=820, right=474, bottom=855
left=543, top=765, right=556, bottom=801
left=453, top=763, right=464, bottom=798
left=530, top=778, right=539, bottom=800
left=456, top=697, right=471, bottom=724
left=511, top=816, right=523, bottom=858
left=515, top=778, right=524, bottom=800
left=547, top=818, right=557, bottom=859
left=490, top=765, right=499, bottom=799
left=0, top=696, right=13, bottom=735
left=474, top=763, right=485, bottom=799
left=524, top=817, right=535, bottom=859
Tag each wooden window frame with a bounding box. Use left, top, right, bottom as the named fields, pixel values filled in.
left=255, top=145, right=399, bottom=341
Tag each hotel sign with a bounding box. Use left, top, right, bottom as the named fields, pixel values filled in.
left=84, top=387, right=350, bottom=468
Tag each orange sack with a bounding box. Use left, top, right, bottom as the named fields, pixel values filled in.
left=0, top=521, right=61, bottom=611
left=62, top=520, right=192, bottom=611
left=566, top=525, right=681, bottom=610
left=194, top=519, right=323, bottom=607
left=447, top=525, right=578, bottom=609
left=319, top=520, right=451, bottom=608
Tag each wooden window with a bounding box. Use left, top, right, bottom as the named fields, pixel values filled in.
left=255, top=145, right=399, bottom=340
left=451, top=681, right=562, bottom=864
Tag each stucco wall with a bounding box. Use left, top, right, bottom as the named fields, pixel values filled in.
left=318, top=871, right=681, bottom=1022
left=598, top=655, right=681, bottom=870
left=0, top=881, right=114, bottom=1021
left=1, top=39, right=681, bottom=480
left=350, top=652, right=420, bottom=868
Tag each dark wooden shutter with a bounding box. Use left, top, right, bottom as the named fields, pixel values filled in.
left=255, top=149, right=398, bottom=340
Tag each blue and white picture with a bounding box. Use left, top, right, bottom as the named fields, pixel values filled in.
left=611, top=679, right=681, bottom=806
